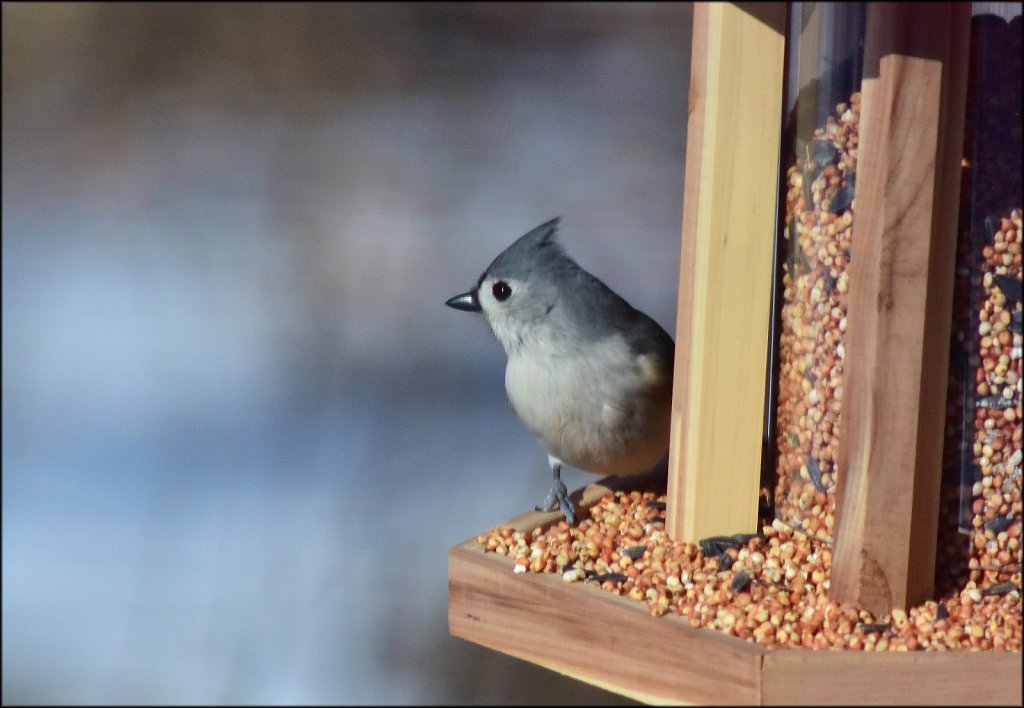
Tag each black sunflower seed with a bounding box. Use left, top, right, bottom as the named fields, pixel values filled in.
left=994, top=274, right=1023, bottom=305
left=807, top=457, right=827, bottom=493
left=855, top=621, right=891, bottom=633
left=981, top=581, right=1020, bottom=597
left=983, top=515, right=1015, bottom=533
left=716, top=552, right=734, bottom=571
left=587, top=572, right=628, bottom=584
left=829, top=183, right=855, bottom=215
left=732, top=570, right=752, bottom=592
left=621, top=545, right=646, bottom=561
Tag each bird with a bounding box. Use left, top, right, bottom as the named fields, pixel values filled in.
left=445, top=217, right=675, bottom=525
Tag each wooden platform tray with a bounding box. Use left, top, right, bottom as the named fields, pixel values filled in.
left=448, top=484, right=1022, bottom=706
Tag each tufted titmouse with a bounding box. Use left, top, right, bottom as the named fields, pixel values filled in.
left=445, top=218, right=675, bottom=525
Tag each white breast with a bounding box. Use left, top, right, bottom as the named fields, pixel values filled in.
left=504, top=334, right=671, bottom=476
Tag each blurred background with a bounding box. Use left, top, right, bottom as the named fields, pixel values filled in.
left=2, top=2, right=691, bottom=703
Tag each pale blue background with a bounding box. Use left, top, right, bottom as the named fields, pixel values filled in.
left=3, top=3, right=690, bottom=703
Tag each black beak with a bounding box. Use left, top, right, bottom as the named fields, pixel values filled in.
left=445, top=290, right=481, bottom=312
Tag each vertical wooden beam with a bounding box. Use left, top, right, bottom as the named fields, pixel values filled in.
left=667, top=2, right=786, bottom=542
left=831, top=3, right=970, bottom=616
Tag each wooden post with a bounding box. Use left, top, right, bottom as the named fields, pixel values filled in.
left=667, top=2, right=786, bottom=542
left=831, top=3, right=971, bottom=616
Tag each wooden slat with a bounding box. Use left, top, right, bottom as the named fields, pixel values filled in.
left=449, top=541, right=765, bottom=706
left=761, top=649, right=1023, bottom=706
left=667, top=1, right=787, bottom=543
left=666, top=0, right=707, bottom=546
left=831, top=3, right=971, bottom=616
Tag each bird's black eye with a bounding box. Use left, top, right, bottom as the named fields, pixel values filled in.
left=492, top=281, right=512, bottom=301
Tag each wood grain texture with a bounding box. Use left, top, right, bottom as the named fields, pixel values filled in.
left=667, top=0, right=707, bottom=552
left=667, top=1, right=786, bottom=543
left=762, top=649, right=1023, bottom=706
left=449, top=541, right=765, bottom=705
left=831, top=3, right=971, bottom=616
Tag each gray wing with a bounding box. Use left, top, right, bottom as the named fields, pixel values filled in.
left=565, top=268, right=675, bottom=365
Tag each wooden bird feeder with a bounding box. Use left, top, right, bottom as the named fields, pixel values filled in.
left=448, top=3, right=1023, bottom=703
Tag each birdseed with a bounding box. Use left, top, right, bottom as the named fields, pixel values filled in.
left=476, top=490, right=1022, bottom=651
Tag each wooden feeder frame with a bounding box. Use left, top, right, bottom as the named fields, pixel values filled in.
left=448, top=3, right=1023, bottom=704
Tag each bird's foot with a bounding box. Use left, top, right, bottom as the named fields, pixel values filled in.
left=534, top=480, right=576, bottom=525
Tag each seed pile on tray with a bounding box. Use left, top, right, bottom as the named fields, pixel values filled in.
left=967, top=210, right=1022, bottom=578
left=772, top=91, right=860, bottom=542
left=476, top=490, right=1023, bottom=651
